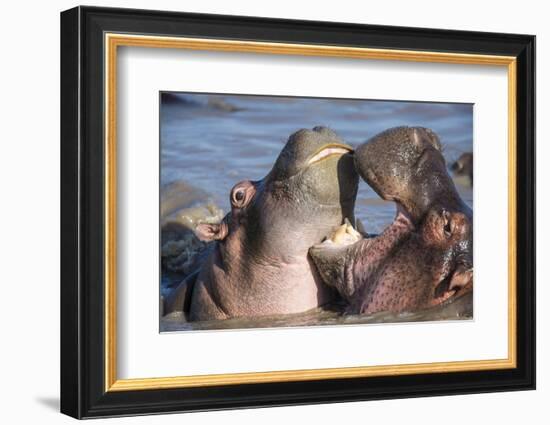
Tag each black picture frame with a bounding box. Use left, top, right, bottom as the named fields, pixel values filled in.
left=61, top=5, right=535, bottom=419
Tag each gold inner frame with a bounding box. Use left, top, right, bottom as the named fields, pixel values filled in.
left=104, top=33, right=517, bottom=392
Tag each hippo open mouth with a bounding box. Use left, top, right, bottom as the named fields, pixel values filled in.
left=309, top=204, right=473, bottom=315
left=307, top=144, right=353, bottom=166
left=306, top=125, right=473, bottom=316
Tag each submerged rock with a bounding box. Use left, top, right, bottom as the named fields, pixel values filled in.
left=161, top=234, right=206, bottom=275
left=207, top=97, right=243, bottom=112
left=160, top=92, right=243, bottom=113
left=160, top=181, right=224, bottom=275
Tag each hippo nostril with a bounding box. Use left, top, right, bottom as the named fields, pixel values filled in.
left=444, top=220, right=452, bottom=237
left=433, top=274, right=452, bottom=299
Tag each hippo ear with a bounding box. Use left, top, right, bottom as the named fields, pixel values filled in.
left=412, top=127, right=442, bottom=152
left=195, top=222, right=229, bottom=242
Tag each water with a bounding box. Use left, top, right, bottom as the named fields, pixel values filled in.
left=161, top=93, right=473, bottom=233
left=160, top=92, right=473, bottom=331
left=161, top=291, right=472, bottom=332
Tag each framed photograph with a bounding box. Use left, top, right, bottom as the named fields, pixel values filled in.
left=60, top=6, right=535, bottom=419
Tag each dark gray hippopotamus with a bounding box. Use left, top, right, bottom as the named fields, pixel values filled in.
left=181, top=126, right=358, bottom=321
left=309, top=126, right=473, bottom=315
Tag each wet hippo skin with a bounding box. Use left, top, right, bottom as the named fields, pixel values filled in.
left=354, top=126, right=472, bottom=224
left=309, top=126, right=473, bottom=315
left=310, top=208, right=472, bottom=314
left=185, top=126, right=359, bottom=321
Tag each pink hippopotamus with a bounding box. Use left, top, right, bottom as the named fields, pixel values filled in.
left=184, top=126, right=359, bottom=321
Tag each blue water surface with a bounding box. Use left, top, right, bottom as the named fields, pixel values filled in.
left=160, top=93, right=473, bottom=233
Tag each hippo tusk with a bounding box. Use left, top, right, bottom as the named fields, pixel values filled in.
left=323, top=218, right=363, bottom=245
left=307, top=145, right=352, bottom=165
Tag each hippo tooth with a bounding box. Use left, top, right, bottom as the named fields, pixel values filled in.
left=345, top=223, right=362, bottom=240
left=330, top=224, right=349, bottom=243
left=327, top=221, right=362, bottom=245
left=307, top=146, right=352, bottom=165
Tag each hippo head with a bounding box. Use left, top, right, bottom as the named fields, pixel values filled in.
left=359, top=205, right=473, bottom=314
left=355, top=126, right=469, bottom=223
left=197, top=126, right=359, bottom=269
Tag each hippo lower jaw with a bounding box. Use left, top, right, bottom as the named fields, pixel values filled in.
left=310, top=214, right=473, bottom=314
left=308, top=212, right=411, bottom=305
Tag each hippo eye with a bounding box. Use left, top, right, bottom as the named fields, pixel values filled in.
left=235, top=190, right=245, bottom=202
left=232, top=188, right=247, bottom=206
left=230, top=181, right=255, bottom=208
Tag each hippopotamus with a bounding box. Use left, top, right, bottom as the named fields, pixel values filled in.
left=180, top=126, right=358, bottom=321
left=309, top=126, right=473, bottom=315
